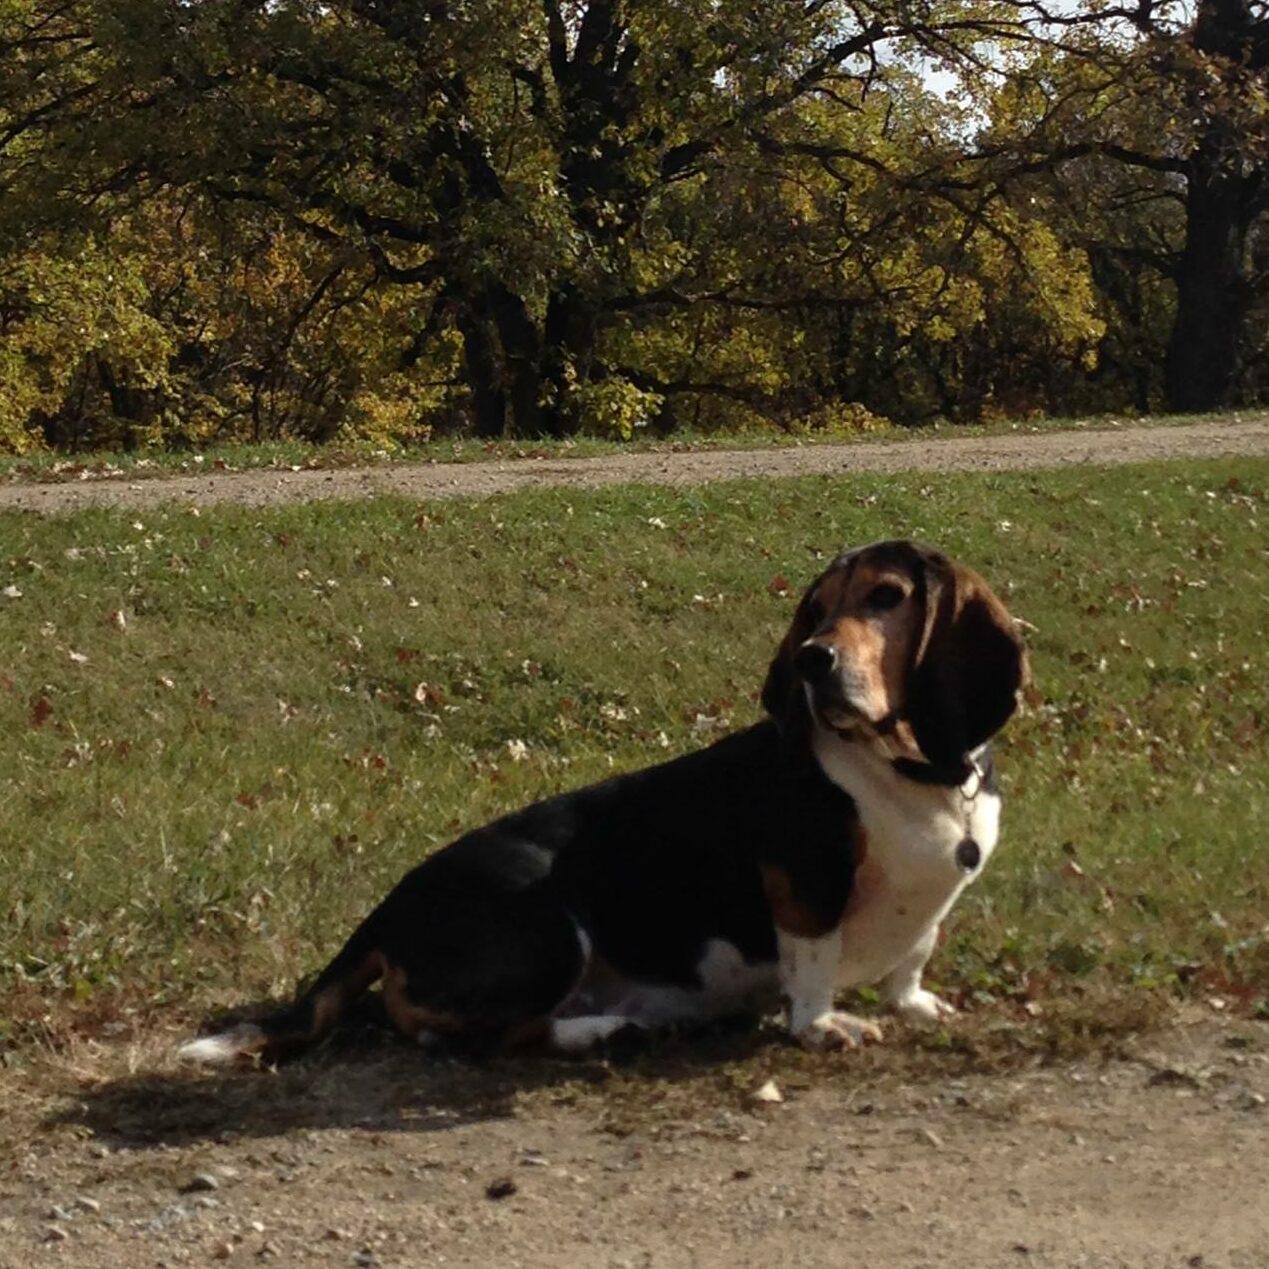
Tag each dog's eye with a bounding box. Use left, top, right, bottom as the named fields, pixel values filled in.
left=866, top=583, right=905, bottom=611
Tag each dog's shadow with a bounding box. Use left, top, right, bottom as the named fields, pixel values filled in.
left=53, top=998, right=797, bottom=1153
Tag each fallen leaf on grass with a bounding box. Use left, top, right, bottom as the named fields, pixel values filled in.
left=750, top=1079, right=784, bottom=1105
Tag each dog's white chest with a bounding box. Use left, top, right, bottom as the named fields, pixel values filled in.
left=813, top=732, right=1000, bottom=989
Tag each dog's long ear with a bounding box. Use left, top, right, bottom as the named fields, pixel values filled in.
left=761, top=575, right=823, bottom=740
left=906, top=553, right=1027, bottom=770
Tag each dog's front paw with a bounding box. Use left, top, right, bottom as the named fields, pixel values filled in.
left=893, top=989, right=956, bottom=1027
left=794, top=1011, right=883, bottom=1052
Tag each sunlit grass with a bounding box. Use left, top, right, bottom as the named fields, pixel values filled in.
left=0, top=457, right=1264, bottom=1055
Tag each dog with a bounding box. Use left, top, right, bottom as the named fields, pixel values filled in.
left=179, top=540, right=1026, bottom=1064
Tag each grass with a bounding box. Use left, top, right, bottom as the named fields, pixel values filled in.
left=0, top=457, right=1265, bottom=1067
left=2, top=406, right=1264, bottom=486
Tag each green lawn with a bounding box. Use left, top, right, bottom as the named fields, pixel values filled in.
left=0, top=458, right=1264, bottom=1058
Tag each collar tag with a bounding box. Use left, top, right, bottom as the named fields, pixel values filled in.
left=955, top=837, right=981, bottom=872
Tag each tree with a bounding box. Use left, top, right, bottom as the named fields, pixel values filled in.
left=29, top=0, right=1059, bottom=438
left=3, top=0, right=1263, bottom=449
left=969, top=0, right=1269, bottom=412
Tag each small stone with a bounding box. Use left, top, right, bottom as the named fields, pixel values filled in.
left=730, top=1168, right=753, bottom=1181
left=750, top=1079, right=784, bottom=1105
left=324, top=1228, right=350, bottom=1241
left=1012, top=1244, right=1031, bottom=1256
left=47, top=1205, right=74, bottom=1222
left=353, top=1251, right=378, bottom=1268
left=73, top=1196, right=101, bottom=1214
left=917, top=1128, right=943, bottom=1148
left=1147, top=1067, right=1202, bottom=1090
left=44, top=1226, right=69, bottom=1243
left=1238, top=1091, right=1266, bottom=1110
left=193, top=1196, right=220, bottom=1210
left=485, top=1176, right=517, bottom=1200
left=180, top=1172, right=220, bottom=1194
left=212, top=1242, right=234, bottom=1260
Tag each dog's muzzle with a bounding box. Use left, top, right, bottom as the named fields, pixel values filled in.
left=796, top=641, right=868, bottom=733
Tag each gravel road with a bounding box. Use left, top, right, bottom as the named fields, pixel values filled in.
left=1, top=417, right=1265, bottom=515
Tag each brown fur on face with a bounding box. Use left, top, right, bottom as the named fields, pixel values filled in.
left=762, top=541, right=1027, bottom=770
left=801, top=556, right=923, bottom=725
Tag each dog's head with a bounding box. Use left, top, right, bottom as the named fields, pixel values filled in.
left=762, top=541, right=1027, bottom=771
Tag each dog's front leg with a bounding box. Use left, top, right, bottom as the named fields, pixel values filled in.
left=778, top=928, right=882, bottom=1051
left=880, top=923, right=956, bottom=1026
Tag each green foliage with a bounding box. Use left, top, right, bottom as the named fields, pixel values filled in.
left=0, top=0, right=1265, bottom=451
left=567, top=376, right=665, bottom=440
left=0, top=238, right=173, bottom=451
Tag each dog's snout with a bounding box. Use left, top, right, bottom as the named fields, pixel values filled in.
left=794, top=641, right=837, bottom=685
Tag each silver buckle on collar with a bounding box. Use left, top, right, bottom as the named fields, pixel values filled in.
left=962, top=755, right=985, bottom=806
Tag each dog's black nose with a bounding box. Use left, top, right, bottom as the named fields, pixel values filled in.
left=794, top=641, right=837, bottom=684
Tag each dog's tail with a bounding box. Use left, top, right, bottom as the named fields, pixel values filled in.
left=177, top=917, right=383, bottom=1067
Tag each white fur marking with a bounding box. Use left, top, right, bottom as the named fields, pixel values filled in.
left=813, top=726, right=1001, bottom=1011
left=778, top=928, right=881, bottom=1049
left=891, top=988, right=956, bottom=1027
left=558, top=938, right=777, bottom=1028
left=778, top=929, right=841, bottom=1036
left=176, top=1023, right=265, bottom=1066
left=550, top=1015, right=635, bottom=1053
left=881, top=925, right=956, bottom=1025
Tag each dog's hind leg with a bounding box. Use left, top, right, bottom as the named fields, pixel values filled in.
left=178, top=920, right=384, bottom=1066
left=370, top=875, right=593, bottom=1051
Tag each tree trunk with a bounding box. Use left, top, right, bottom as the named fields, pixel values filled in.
left=486, top=281, right=544, bottom=437
left=455, top=306, right=507, bottom=437
left=1164, top=0, right=1256, bottom=412
left=539, top=284, right=599, bottom=438
left=96, top=356, right=157, bottom=450
left=1164, top=157, right=1249, bottom=412
left=454, top=282, right=550, bottom=438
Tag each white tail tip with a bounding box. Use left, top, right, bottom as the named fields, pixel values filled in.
left=176, top=1023, right=266, bottom=1066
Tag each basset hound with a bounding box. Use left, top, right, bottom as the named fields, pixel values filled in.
left=180, top=540, right=1026, bottom=1065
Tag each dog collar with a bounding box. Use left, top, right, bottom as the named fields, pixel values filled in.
left=890, top=754, right=975, bottom=787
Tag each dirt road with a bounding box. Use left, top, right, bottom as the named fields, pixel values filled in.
left=2, top=1018, right=1265, bottom=1268
left=2, top=417, right=1266, bottom=515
